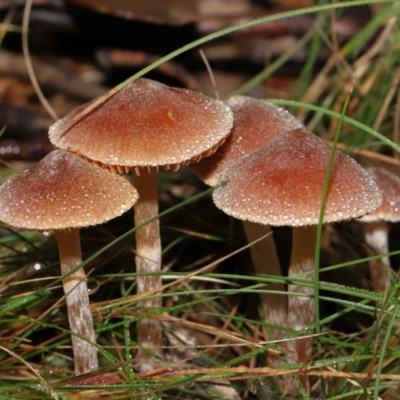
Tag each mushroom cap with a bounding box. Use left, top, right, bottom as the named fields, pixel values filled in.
left=192, top=96, right=304, bottom=186
left=213, top=128, right=382, bottom=227
left=49, top=78, right=234, bottom=170
left=359, top=167, right=400, bottom=222
left=0, top=150, right=139, bottom=230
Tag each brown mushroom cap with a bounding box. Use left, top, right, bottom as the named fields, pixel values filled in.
left=360, top=167, right=400, bottom=222
left=0, top=150, right=138, bottom=230
left=192, top=96, right=304, bottom=186
left=213, top=128, right=382, bottom=226
left=49, top=78, right=234, bottom=171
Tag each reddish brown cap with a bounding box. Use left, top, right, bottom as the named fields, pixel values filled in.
left=0, top=150, right=138, bottom=230
left=49, top=78, right=233, bottom=172
left=360, top=167, right=400, bottom=222
left=192, top=96, right=303, bottom=186
left=213, top=128, right=382, bottom=226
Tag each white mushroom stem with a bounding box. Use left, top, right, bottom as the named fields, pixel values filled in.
left=55, top=228, right=98, bottom=375
left=287, top=225, right=317, bottom=392
left=133, top=169, right=163, bottom=361
left=364, top=221, right=391, bottom=291
left=242, top=221, right=286, bottom=340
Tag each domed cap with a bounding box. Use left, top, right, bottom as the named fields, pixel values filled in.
left=360, top=167, right=400, bottom=223
left=192, top=96, right=303, bottom=186
left=213, top=128, right=382, bottom=226
left=49, top=78, right=234, bottom=171
left=0, top=150, right=139, bottom=230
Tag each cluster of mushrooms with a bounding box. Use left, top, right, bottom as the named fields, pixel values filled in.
left=0, top=78, right=397, bottom=392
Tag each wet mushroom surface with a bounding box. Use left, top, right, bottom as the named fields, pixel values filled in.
left=48, top=77, right=234, bottom=367
left=213, top=127, right=382, bottom=393
left=0, top=150, right=139, bottom=375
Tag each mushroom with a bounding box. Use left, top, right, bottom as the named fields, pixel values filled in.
left=0, top=150, right=138, bottom=375
left=192, top=95, right=304, bottom=339
left=48, top=78, right=234, bottom=362
left=192, top=96, right=304, bottom=186
left=213, top=127, right=382, bottom=391
left=359, top=166, right=400, bottom=291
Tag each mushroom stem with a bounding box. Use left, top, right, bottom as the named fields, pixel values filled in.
left=55, top=228, right=98, bottom=375
left=364, top=221, right=391, bottom=291
left=242, top=221, right=286, bottom=339
left=133, top=169, right=163, bottom=361
left=287, top=225, right=317, bottom=392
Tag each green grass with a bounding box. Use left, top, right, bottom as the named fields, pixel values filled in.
left=1, top=0, right=400, bottom=398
